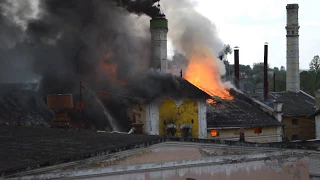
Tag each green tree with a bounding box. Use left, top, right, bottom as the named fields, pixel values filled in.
left=222, top=44, right=232, bottom=57
left=299, top=55, right=320, bottom=96
left=300, top=71, right=315, bottom=95
left=274, top=69, right=286, bottom=91
left=309, top=55, right=320, bottom=73
left=252, top=63, right=266, bottom=85
left=220, top=44, right=233, bottom=80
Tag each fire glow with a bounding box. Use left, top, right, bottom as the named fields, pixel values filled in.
left=100, top=49, right=126, bottom=87
left=184, top=47, right=233, bottom=104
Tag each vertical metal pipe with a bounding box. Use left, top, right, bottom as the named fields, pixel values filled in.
left=273, top=72, right=276, bottom=92
left=234, top=46, right=239, bottom=88
left=79, top=81, right=82, bottom=124
left=264, top=43, right=269, bottom=101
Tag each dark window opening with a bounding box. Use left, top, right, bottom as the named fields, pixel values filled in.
left=292, top=134, right=298, bottom=140
left=291, top=30, right=294, bottom=34
left=292, top=119, right=299, bottom=125
left=254, top=127, right=262, bottom=134
left=181, top=124, right=192, bottom=138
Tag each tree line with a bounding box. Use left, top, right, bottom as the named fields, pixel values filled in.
left=219, top=45, right=320, bottom=96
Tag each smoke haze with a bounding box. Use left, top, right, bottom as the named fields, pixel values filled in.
left=161, top=0, right=226, bottom=76
left=0, top=0, right=228, bottom=130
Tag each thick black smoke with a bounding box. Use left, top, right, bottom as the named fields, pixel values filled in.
left=0, top=0, right=164, bottom=130
left=0, top=0, right=226, bottom=131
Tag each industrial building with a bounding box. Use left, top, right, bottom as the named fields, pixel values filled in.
left=127, top=4, right=283, bottom=142
left=245, top=4, right=317, bottom=141
left=1, top=3, right=320, bottom=180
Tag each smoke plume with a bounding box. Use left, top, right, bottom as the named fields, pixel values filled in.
left=161, top=0, right=226, bottom=76
left=0, top=0, right=228, bottom=130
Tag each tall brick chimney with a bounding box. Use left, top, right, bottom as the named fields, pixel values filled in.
left=150, top=3, right=168, bottom=73
left=286, top=4, right=300, bottom=93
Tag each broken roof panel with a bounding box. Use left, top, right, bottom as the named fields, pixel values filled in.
left=0, top=83, right=51, bottom=126
left=206, top=97, right=282, bottom=128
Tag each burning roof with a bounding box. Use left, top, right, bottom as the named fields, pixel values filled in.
left=206, top=98, right=282, bottom=128
left=0, top=83, right=51, bottom=127
left=118, top=72, right=211, bottom=105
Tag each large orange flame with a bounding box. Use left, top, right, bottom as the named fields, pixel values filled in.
left=99, top=49, right=126, bottom=87
left=184, top=47, right=233, bottom=102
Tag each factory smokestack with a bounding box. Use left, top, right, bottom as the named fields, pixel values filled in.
left=234, top=46, right=239, bottom=88
left=150, top=3, right=168, bottom=73
left=286, top=4, right=300, bottom=93
left=264, top=42, right=269, bottom=101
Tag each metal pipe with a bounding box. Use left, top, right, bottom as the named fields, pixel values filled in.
left=234, top=46, right=239, bottom=88
left=273, top=72, right=276, bottom=92
left=264, top=42, right=269, bottom=101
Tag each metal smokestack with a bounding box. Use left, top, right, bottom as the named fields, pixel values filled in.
left=234, top=46, right=239, bottom=88
left=264, top=42, right=269, bottom=101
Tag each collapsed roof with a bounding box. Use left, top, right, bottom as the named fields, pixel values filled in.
left=0, top=83, right=51, bottom=126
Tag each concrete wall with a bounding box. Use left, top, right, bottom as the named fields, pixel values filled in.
left=10, top=142, right=309, bottom=180
left=283, top=116, right=315, bottom=140
left=207, top=126, right=281, bottom=143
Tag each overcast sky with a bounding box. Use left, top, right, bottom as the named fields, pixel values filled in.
left=169, top=0, right=318, bottom=70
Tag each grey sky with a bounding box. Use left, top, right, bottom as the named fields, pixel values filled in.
left=168, top=0, right=318, bottom=70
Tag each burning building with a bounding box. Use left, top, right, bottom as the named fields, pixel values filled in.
left=128, top=6, right=210, bottom=138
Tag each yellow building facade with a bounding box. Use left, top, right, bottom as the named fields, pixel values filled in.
left=128, top=97, right=207, bottom=138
